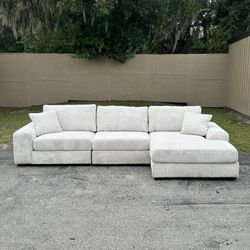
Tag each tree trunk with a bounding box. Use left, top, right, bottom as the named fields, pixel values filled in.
left=172, top=30, right=180, bottom=53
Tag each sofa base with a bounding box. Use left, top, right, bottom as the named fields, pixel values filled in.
left=151, top=161, right=239, bottom=178
left=92, top=151, right=150, bottom=165
left=32, top=151, right=91, bottom=164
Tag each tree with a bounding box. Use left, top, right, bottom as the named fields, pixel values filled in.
left=0, top=0, right=249, bottom=61
left=204, top=0, right=250, bottom=52
left=0, top=24, right=23, bottom=52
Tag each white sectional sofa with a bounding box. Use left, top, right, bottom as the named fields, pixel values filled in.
left=13, top=104, right=239, bottom=179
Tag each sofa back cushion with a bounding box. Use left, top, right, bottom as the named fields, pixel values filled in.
left=43, top=104, right=96, bottom=131
left=149, top=106, right=201, bottom=132
left=97, top=106, right=148, bottom=132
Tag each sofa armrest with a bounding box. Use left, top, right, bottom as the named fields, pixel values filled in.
left=206, top=122, right=229, bottom=142
left=13, top=123, right=37, bottom=164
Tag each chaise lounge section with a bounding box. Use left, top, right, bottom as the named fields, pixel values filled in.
left=150, top=132, right=239, bottom=178
left=13, top=104, right=239, bottom=179
left=148, top=106, right=239, bottom=178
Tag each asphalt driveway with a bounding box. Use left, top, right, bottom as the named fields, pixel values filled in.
left=0, top=149, right=250, bottom=250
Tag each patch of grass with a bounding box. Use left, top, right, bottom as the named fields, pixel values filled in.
left=0, top=106, right=42, bottom=146
left=203, top=108, right=250, bottom=152
left=0, top=103, right=249, bottom=152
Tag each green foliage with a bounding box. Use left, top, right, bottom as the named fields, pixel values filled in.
left=0, top=25, right=23, bottom=52
left=203, top=0, right=250, bottom=53
left=23, top=30, right=74, bottom=53
left=0, top=0, right=249, bottom=61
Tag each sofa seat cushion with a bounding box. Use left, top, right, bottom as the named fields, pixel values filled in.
left=93, top=132, right=150, bottom=151
left=150, top=132, right=238, bottom=164
left=33, top=131, right=94, bottom=151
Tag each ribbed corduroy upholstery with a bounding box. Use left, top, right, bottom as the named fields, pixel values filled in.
left=150, top=132, right=238, bottom=164
left=151, top=162, right=239, bottom=178
left=92, top=151, right=150, bottom=164
left=34, top=131, right=94, bottom=151
left=93, top=132, right=149, bottom=151
left=44, top=104, right=96, bottom=131
left=149, top=106, right=201, bottom=132
left=97, top=106, right=148, bottom=132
